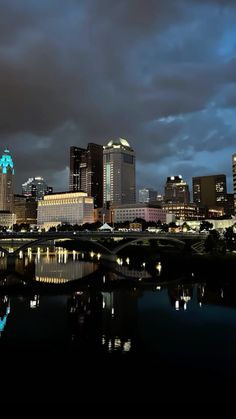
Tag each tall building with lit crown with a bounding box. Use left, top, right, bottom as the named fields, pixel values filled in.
left=232, top=154, right=236, bottom=212
left=103, top=138, right=136, bottom=206
left=0, top=148, right=14, bottom=212
left=164, top=175, right=190, bottom=204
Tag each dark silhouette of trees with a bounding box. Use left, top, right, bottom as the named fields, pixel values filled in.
left=204, top=229, right=226, bottom=254
left=200, top=221, right=213, bottom=231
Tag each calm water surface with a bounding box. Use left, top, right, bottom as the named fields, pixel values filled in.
left=0, top=249, right=235, bottom=404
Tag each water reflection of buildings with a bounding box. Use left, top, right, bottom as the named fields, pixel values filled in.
left=30, top=295, right=40, bottom=309
left=168, top=285, right=193, bottom=311
left=116, top=258, right=162, bottom=279
left=102, top=290, right=139, bottom=353
left=34, top=254, right=97, bottom=284
left=167, top=282, right=236, bottom=311
left=197, top=284, right=236, bottom=309
left=0, top=296, right=10, bottom=336
left=67, top=288, right=140, bottom=354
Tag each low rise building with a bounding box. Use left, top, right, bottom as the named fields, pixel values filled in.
left=14, top=195, right=37, bottom=225
left=37, top=191, right=94, bottom=230
left=113, top=204, right=166, bottom=224
left=162, top=203, right=201, bottom=221
left=0, top=211, right=16, bottom=228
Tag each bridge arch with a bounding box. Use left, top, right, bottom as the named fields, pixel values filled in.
left=13, top=236, right=113, bottom=256
left=0, top=246, right=10, bottom=256
left=112, top=235, right=186, bottom=255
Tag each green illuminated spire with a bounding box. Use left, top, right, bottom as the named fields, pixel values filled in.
left=0, top=148, right=14, bottom=174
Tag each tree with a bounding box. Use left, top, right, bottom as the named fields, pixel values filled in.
left=204, top=229, right=226, bottom=254
left=182, top=222, right=190, bottom=232
left=224, top=227, right=235, bottom=251
left=200, top=221, right=213, bottom=231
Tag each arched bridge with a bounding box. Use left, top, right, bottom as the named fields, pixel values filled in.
left=0, top=231, right=207, bottom=256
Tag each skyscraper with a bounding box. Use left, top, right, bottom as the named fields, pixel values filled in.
left=103, top=138, right=136, bottom=206
left=192, top=174, right=227, bottom=210
left=0, top=148, right=14, bottom=212
left=22, top=177, right=53, bottom=201
left=69, top=146, right=84, bottom=192
left=139, top=188, right=157, bottom=204
left=69, top=143, right=103, bottom=208
left=164, top=175, right=190, bottom=204
left=232, top=154, right=236, bottom=212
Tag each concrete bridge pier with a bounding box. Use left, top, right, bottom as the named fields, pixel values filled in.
left=7, top=254, right=17, bottom=271
left=100, top=254, right=117, bottom=263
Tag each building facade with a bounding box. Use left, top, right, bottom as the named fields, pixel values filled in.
left=103, top=138, right=136, bottom=206
left=22, top=177, right=53, bottom=201
left=13, top=195, right=37, bottom=225
left=0, top=211, right=16, bottom=228
left=37, top=192, right=94, bottom=230
left=162, top=203, right=200, bottom=221
left=113, top=204, right=166, bottom=224
left=0, top=149, right=14, bottom=212
left=69, top=146, right=84, bottom=192
left=164, top=176, right=190, bottom=204
left=69, top=143, right=103, bottom=208
left=139, top=188, right=157, bottom=204
left=192, top=174, right=227, bottom=212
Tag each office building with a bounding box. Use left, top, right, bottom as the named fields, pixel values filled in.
left=37, top=191, right=94, bottom=230
left=0, top=211, right=16, bottom=228
left=69, top=143, right=103, bottom=208
left=103, top=138, right=136, bottom=206
left=192, top=174, right=227, bottom=212
left=164, top=176, right=190, bottom=204
left=113, top=204, right=166, bottom=224
left=162, top=203, right=201, bottom=221
left=0, top=148, right=14, bottom=212
left=22, top=177, right=53, bottom=201
left=13, top=195, right=37, bottom=225
left=139, top=188, right=157, bottom=204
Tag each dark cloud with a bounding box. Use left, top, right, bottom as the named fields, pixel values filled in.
left=0, top=0, right=236, bottom=194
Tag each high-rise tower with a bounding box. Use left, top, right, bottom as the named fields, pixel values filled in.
left=192, top=174, right=227, bottom=209
left=22, top=177, right=53, bottom=201
left=69, top=143, right=103, bottom=208
left=164, top=175, right=190, bottom=204
left=0, top=148, right=14, bottom=212
left=103, top=138, right=136, bottom=206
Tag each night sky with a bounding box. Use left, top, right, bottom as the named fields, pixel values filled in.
left=1, top=0, right=236, bottom=194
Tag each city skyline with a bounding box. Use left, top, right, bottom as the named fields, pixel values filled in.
left=4, top=143, right=234, bottom=197
left=1, top=0, right=236, bottom=193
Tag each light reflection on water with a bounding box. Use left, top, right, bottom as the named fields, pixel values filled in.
left=0, top=249, right=236, bottom=381
left=0, top=249, right=236, bottom=403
